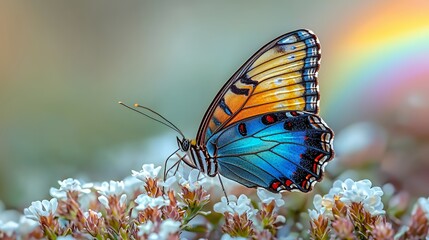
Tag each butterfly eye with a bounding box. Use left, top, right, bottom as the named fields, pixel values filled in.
left=184, top=139, right=191, bottom=151
left=177, top=138, right=190, bottom=151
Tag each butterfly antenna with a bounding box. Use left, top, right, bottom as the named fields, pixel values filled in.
left=118, top=102, right=185, bottom=138
left=134, top=104, right=185, bottom=138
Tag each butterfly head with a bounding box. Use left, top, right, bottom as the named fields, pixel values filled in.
left=177, top=137, right=192, bottom=152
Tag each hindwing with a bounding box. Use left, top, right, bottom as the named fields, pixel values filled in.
left=205, top=111, right=334, bottom=192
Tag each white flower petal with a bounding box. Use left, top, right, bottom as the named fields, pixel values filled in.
left=159, top=219, right=181, bottom=238
left=138, top=220, right=154, bottom=236
left=160, top=176, right=177, bottom=188
left=119, top=194, right=127, bottom=206
left=98, top=195, right=110, bottom=209
left=135, top=194, right=170, bottom=210
left=0, top=221, right=18, bottom=236
left=257, top=188, right=285, bottom=207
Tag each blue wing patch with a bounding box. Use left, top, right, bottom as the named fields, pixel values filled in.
left=206, top=111, right=334, bottom=192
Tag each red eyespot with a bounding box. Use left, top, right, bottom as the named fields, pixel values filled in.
left=271, top=181, right=281, bottom=190
left=284, top=122, right=293, bottom=130
left=285, top=179, right=293, bottom=187
left=262, top=114, right=277, bottom=125
left=238, top=123, right=247, bottom=136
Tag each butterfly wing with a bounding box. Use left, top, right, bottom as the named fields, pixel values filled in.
left=196, top=29, right=321, bottom=144
left=205, top=111, right=334, bottom=192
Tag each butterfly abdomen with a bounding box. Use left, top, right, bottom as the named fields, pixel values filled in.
left=188, top=144, right=218, bottom=177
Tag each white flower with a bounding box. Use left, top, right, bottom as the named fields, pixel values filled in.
left=137, top=219, right=180, bottom=239
left=178, top=169, right=206, bottom=191
left=138, top=220, right=154, bottom=236
left=50, top=178, right=92, bottom=199
left=17, top=216, right=39, bottom=236
left=257, top=188, right=285, bottom=207
left=95, top=180, right=125, bottom=197
left=158, top=219, right=181, bottom=239
left=310, top=178, right=385, bottom=218
left=308, top=194, right=330, bottom=219
left=0, top=221, right=18, bottom=236
left=415, top=196, right=429, bottom=219
left=214, top=194, right=256, bottom=218
left=123, top=175, right=144, bottom=195
left=159, top=176, right=177, bottom=188
left=24, top=198, right=58, bottom=221
left=132, top=164, right=162, bottom=181
left=135, top=195, right=170, bottom=210
left=138, top=219, right=181, bottom=239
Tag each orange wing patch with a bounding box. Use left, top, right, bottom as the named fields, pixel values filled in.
left=200, top=30, right=321, bottom=141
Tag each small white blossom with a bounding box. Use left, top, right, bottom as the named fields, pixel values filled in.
left=158, top=219, right=181, bottom=239
left=308, top=194, right=329, bottom=219
left=24, top=198, right=58, bottom=221
left=178, top=169, right=207, bottom=191
left=310, top=178, right=385, bottom=218
left=415, top=196, right=429, bottom=219
left=132, top=164, right=162, bottom=181
left=257, top=188, right=285, bottom=207
left=50, top=178, right=91, bottom=199
left=0, top=220, right=18, bottom=236
left=135, top=195, right=170, bottom=210
left=214, top=194, right=256, bottom=218
left=123, top=175, right=144, bottom=194
left=16, top=216, right=39, bottom=236
left=96, top=180, right=125, bottom=197
left=159, top=176, right=177, bottom=188
left=138, top=220, right=154, bottom=236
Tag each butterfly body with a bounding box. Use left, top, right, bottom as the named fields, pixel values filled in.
left=177, top=29, right=334, bottom=193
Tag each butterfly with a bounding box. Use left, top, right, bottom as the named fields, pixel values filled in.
left=173, top=29, right=334, bottom=193
left=122, top=29, right=334, bottom=193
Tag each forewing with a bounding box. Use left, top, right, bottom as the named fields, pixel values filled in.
left=206, top=111, right=334, bottom=192
left=197, top=30, right=321, bottom=144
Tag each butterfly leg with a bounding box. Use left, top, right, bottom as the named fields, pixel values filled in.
left=163, top=148, right=180, bottom=180
left=173, top=152, right=185, bottom=175
left=218, top=174, right=229, bottom=203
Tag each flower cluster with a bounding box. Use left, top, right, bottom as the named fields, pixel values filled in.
left=308, top=178, right=429, bottom=239
left=213, top=188, right=286, bottom=239
left=0, top=164, right=212, bottom=239
left=1, top=167, right=429, bottom=239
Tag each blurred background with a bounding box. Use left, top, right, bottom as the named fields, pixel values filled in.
left=1, top=1, right=429, bottom=209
